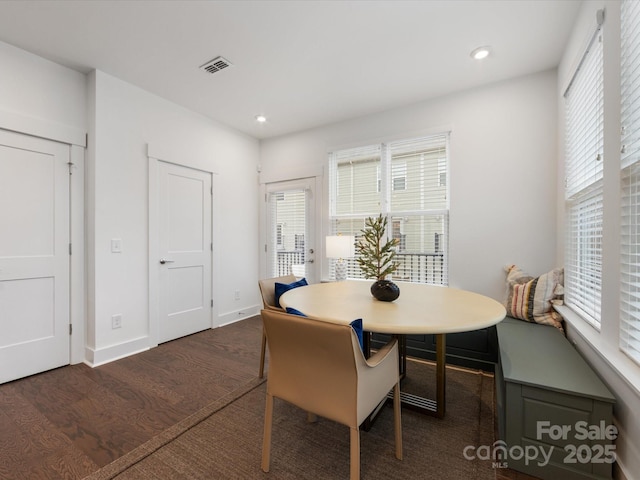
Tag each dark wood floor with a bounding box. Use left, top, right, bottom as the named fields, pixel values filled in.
left=0, top=314, right=540, bottom=480
left=0, top=316, right=264, bottom=480
left=496, top=470, right=542, bottom=480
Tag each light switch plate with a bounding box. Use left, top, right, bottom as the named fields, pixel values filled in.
left=111, top=238, right=122, bottom=253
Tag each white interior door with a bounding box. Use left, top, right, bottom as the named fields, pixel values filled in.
left=266, top=179, right=315, bottom=280
left=0, top=129, right=70, bottom=384
left=157, top=161, right=212, bottom=343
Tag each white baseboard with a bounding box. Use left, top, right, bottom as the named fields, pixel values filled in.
left=83, top=309, right=261, bottom=368
left=84, top=335, right=150, bottom=367
left=217, top=305, right=261, bottom=327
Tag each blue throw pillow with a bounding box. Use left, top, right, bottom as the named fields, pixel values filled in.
left=274, top=278, right=308, bottom=308
left=285, top=307, right=362, bottom=351
left=350, top=318, right=364, bottom=352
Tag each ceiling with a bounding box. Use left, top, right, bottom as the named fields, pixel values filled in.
left=0, top=0, right=581, bottom=140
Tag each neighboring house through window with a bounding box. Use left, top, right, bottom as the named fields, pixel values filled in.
left=392, top=161, right=406, bottom=191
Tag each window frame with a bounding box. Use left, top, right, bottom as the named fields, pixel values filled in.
left=328, top=133, right=450, bottom=285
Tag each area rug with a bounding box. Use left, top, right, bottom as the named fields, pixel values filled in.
left=84, top=360, right=496, bottom=479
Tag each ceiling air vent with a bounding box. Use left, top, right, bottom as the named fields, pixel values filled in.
left=200, top=56, right=233, bottom=75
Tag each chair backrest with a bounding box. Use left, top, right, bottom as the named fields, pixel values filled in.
left=261, top=308, right=362, bottom=426
left=258, top=274, right=297, bottom=310
left=263, top=308, right=399, bottom=428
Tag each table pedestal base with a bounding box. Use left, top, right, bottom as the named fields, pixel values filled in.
left=363, top=333, right=446, bottom=430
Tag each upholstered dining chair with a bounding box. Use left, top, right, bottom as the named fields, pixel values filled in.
left=257, top=274, right=297, bottom=378
left=260, top=308, right=402, bottom=480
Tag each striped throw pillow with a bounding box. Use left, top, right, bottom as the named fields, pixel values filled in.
left=504, top=265, right=564, bottom=331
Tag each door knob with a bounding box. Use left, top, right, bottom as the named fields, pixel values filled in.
left=159, top=259, right=175, bottom=264
left=306, top=259, right=314, bottom=264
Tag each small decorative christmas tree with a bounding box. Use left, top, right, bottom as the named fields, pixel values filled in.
left=355, top=214, right=399, bottom=281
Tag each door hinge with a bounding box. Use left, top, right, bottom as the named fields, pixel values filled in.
left=69, top=243, right=72, bottom=255
left=211, top=242, right=213, bottom=251
left=211, top=299, right=214, bottom=308
left=67, top=161, right=74, bottom=175
left=69, top=324, right=73, bottom=335
left=265, top=244, right=267, bottom=252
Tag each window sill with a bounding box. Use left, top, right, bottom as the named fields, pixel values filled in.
left=555, top=305, right=640, bottom=398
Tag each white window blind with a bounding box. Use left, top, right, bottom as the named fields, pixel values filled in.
left=329, top=144, right=380, bottom=280
left=329, top=134, right=449, bottom=285
left=565, top=183, right=603, bottom=324
left=331, top=144, right=381, bottom=217
left=620, top=0, right=640, bottom=364
left=564, top=22, right=604, bottom=329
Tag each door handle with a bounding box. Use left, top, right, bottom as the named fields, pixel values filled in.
left=159, top=259, right=175, bottom=264
left=306, top=259, right=314, bottom=264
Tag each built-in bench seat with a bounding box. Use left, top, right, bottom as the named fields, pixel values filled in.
left=495, top=317, right=616, bottom=480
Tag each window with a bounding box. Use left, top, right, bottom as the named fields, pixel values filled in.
left=392, top=162, right=406, bottom=191
left=391, top=218, right=405, bottom=251
left=438, top=160, right=447, bottom=187
left=563, top=23, right=604, bottom=329
left=329, top=134, right=449, bottom=284
left=620, top=0, right=640, bottom=364
left=276, top=223, right=283, bottom=249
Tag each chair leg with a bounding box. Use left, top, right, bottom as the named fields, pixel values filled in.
left=261, top=393, right=274, bottom=472
left=350, top=426, right=360, bottom=480
left=393, top=382, right=403, bottom=460
left=259, top=329, right=267, bottom=378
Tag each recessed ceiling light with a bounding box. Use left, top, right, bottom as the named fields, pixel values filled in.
left=255, top=115, right=267, bottom=123
left=470, top=46, right=491, bottom=60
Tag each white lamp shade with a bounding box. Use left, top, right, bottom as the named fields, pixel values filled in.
left=326, top=235, right=355, bottom=259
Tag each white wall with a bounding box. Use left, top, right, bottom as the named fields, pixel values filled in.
left=557, top=2, right=639, bottom=479
left=86, top=70, right=260, bottom=365
left=260, top=69, right=559, bottom=302
left=0, top=41, right=86, bottom=132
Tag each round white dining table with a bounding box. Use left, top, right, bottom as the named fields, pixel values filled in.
left=280, top=279, right=506, bottom=418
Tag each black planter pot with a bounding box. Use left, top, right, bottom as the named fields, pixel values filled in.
left=370, top=279, right=400, bottom=302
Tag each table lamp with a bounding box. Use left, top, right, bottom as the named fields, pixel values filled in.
left=326, top=235, right=354, bottom=281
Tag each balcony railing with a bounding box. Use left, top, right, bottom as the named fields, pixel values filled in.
left=392, top=252, right=445, bottom=285
left=276, top=250, right=305, bottom=276
left=277, top=250, right=445, bottom=285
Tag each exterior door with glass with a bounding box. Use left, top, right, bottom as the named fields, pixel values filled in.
left=265, top=179, right=315, bottom=281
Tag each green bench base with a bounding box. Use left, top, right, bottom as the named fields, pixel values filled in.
left=496, top=317, right=615, bottom=480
